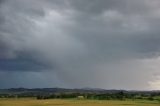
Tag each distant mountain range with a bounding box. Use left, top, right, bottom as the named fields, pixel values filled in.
left=0, top=88, right=160, bottom=95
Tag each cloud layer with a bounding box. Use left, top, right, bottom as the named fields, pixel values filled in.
left=1, top=0, right=160, bottom=90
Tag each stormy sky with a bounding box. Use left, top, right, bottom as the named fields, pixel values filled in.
left=1, top=0, right=160, bottom=90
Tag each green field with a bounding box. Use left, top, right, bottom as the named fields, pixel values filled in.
left=0, top=98, right=160, bottom=106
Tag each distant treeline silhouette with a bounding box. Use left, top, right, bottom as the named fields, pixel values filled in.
left=35, top=91, right=160, bottom=101
left=1, top=88, right=160, bottom=101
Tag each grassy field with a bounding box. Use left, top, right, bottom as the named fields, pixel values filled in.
left=0, top=98, right=160, bottom=106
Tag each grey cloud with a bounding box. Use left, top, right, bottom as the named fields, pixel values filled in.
left=0, top=54, right=51, bottom=71
left=0, top=39, right=11, bottom=59
left=0, top=0, right=5, bottom=4
left=0, top=0, right=160, bottom=90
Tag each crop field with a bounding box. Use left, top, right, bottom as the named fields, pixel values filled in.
left=0, top=98, right=160, bottom=106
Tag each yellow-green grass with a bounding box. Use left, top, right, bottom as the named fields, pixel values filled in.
left=0, top=98, right=160, bottom=106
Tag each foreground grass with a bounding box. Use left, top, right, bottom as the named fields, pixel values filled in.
left=0, top=98, right=160, bottom=106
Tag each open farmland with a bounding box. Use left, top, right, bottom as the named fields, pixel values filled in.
left=0, top=99, right=160, bottom=106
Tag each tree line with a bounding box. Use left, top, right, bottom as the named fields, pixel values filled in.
left=1, top=91, right=160, bottom=101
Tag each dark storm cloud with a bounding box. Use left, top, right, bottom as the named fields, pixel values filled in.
left=0, top=54, right=50, bottom=71
left=1, top=0, right=160, bottom=89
